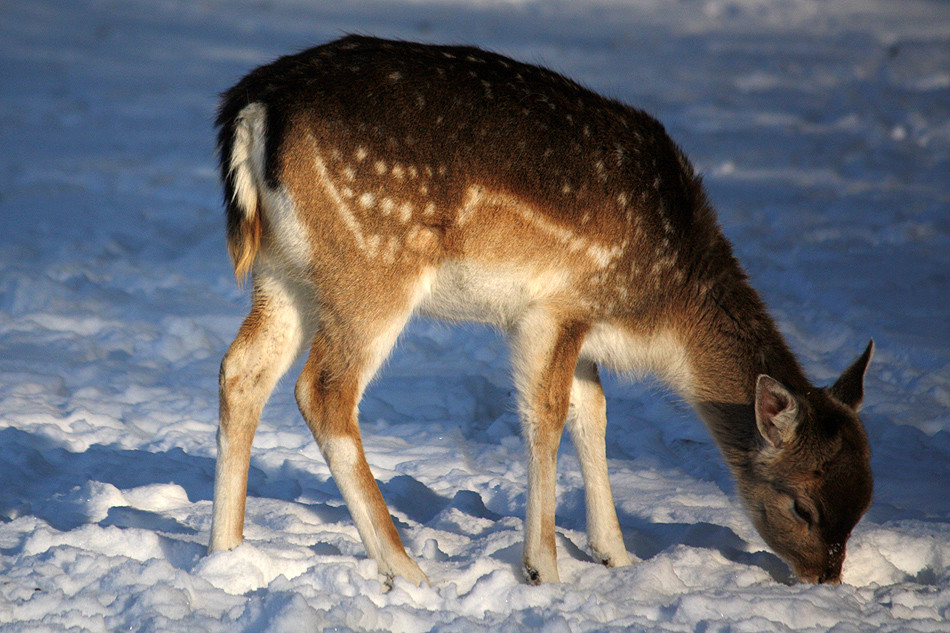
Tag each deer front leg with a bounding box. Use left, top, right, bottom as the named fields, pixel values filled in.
left=512, top=309, right=590, bottom=584
left=566, top=360, right=631, bottom=568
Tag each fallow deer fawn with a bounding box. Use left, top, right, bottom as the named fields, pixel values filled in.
left=209, top=35, right=873, bottom=587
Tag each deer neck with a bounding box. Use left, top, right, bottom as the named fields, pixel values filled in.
left=672, top=266, right=812, bottom=470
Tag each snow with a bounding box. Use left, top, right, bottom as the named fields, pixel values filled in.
left=1, top=0, right=948, bottom=631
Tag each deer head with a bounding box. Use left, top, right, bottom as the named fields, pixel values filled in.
left=739, top=342, right=874, bottom=583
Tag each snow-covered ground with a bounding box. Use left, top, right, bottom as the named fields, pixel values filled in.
left=1, top=0, right=948, bottom=631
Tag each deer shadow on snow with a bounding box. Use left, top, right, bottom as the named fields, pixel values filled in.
left=2, top=411, right=945, bottom=584
left=0, top=426, right=781, bottom=582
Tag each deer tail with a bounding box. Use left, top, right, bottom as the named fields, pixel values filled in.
left=216, top=97, right=267, bottom=288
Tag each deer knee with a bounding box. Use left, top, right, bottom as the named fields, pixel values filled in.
left=219, top=346, right=253, bottom=396
left=218, top=349, right=266, bottom=433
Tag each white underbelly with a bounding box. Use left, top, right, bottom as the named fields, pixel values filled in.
left=417, top=261, right=535, bottom=328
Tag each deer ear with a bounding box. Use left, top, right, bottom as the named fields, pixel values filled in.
left=755, top=375, right=800, bottom=449
left=830, top=339, right=874, bottom=411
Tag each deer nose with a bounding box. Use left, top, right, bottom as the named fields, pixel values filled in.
left=819, top=543, right=845, bottom=584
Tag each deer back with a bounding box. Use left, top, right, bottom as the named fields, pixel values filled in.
left=217, top=35, right=732, bottom=329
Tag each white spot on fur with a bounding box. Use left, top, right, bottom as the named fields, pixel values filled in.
left=355, top=147, right=368, bottom=161
left=613, top=144, right=626, bottom=166
left=359, top=192, right=375, bottom=209
left=388, top=71, right=402, bottom=82
left=392, top=163, right=405, bottom=180
left=587, top=244, right=621, bottom=269
left=375, top=161, right=387, bottom=175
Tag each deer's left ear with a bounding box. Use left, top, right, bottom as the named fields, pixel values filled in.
left=830, top=339, right=874, bottom=411
left=755, top=375, right=800, bottom=449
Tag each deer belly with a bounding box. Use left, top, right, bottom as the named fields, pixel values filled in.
left=418, top=260, right=537, bottom=328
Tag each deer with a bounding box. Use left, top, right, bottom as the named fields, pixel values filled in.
left=208, top=35, right=874, bottom=588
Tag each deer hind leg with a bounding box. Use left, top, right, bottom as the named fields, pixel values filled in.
left=566, top=360, right=632, bottom=568
left=210, top=273, right=311, bottom=552
left=294, top=276, right=431, bottom=587
left=512, top=307, right=590, bottom=584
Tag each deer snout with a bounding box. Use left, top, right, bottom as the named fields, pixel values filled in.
left=820, top=542, right=846, bottom=584
left=799, top=542, right=845, bottom=584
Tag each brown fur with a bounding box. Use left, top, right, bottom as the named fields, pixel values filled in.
left=229, top=209, right=261, bottom=287
left=209, top=35, right=874, bottom=586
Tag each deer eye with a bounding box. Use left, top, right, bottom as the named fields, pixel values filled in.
left=793, top=499, right=815, bottom=527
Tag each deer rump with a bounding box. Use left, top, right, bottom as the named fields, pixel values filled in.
left=209, top=35, right=873, bottom=588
